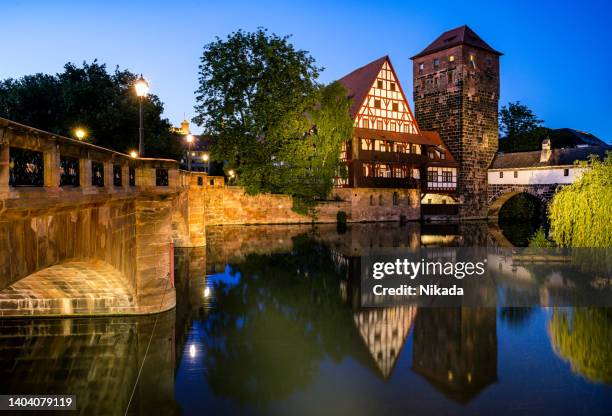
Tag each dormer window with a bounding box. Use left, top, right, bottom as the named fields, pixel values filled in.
left=440, top=152, right=446, bottom=160
left=433, top=58, right=440, bottom=68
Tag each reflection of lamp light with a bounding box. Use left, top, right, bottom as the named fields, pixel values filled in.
left=189, top=344, right=196, bottom=358
left=204, top=287, right=211, bottom=298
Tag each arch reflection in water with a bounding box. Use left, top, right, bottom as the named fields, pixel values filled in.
left=0, top=311, right=179, bottom=415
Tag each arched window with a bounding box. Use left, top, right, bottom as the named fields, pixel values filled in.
left=379, top=195, right=384, bottom=206
left=393, top=192, right=399, bottom=206
left=370, top=195, right=374, bottom=206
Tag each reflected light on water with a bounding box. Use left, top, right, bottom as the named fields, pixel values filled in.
left=189, top=344, right=196, bottom=359
left=204, top=287, right=211, bottom=298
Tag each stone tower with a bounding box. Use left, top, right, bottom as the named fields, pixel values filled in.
left=412, top=25, right=502, bottom=218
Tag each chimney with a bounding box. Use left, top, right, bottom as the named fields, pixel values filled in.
left=540, top=137, right=552, bottom=162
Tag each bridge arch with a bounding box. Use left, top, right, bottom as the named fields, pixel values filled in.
left=0, top=260, right=135, bottom=316
left=487, top=184, right=558, bottom=219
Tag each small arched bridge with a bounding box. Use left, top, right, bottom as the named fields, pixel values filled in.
left=487, top=183, right=562, bottom=218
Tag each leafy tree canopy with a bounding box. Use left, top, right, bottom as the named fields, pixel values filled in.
left=548, top=152, right=612, bottom=247
left=193, top=28, right=353, bottom=208
left=0, top=61, right=183, bottom=159
left=499, top=101, right=543, bottom=138
left=499, top=101, right=546, bottom=152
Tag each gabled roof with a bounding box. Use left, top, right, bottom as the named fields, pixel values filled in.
left=338, top=55, right=388, bottom=119
left=411, top=25, right=502, bottom=59
left=490, top=146, right=609, bottom=170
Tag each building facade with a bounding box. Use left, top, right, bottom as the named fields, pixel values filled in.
left=336, top=56, right=458, bottom=195
left=412, top=25, right=502, bottom=219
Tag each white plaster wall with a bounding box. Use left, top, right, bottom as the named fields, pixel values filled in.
left=488, top=167, right=585, bottom=185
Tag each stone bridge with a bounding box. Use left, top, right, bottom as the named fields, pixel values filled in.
left=0, top=118, right=216, bottom=316
left=486, top=183, right=562, bottom=218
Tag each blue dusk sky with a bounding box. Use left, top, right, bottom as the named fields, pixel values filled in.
left=2, top=0, right=611, bottom=141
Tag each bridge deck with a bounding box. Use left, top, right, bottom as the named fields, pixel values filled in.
left=0, top=260, right=136, bottom=316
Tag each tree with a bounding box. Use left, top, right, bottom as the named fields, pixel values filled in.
left=499, top=102, right=546, bottom=152
left=193, top=29, right=353, bottom=207
left=0, top=61, right=183, bottom=159
left=548, top=152, right=612, bottom=247
left=499, top=101, right=543, bottom=138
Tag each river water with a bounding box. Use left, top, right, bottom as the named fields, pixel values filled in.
left=0, top=222, right=610, bottom=415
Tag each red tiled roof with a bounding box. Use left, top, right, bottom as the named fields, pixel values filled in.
left=420, top=131, right=459, bottom=166
left=411, top=25, right=502, bottom=59
left=338, top=56, right=388, bottom=119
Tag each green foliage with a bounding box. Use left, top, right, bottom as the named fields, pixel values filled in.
left=0, top=61, right=182, bottom=159
left=549, top=153, right=612, bottom=247
left=499, top=127, right=550, bottom=153
left=548, top=308, right=612, bottom=383
left=528, top=227, right=555, bottom=247
left=499, top=101, right=543, bottom=138
left=194, top=29, right=353, bottom=207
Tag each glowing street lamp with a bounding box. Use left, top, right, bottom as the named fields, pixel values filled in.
left=129, top=150, right=138, bottom=159
left=134, top=75, right=149, bottom=157
left=74, top=128, right=87, bottom=140
left=185, top=134, right=194, bottom=171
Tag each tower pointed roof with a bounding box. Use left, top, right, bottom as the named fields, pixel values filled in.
left=338, top=55, right=388, bottom=119
left=411, top=25, right=502, bottom=59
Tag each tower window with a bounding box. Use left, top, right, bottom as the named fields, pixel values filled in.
left=499, top=172, right=503, bottom=178
left=433, top=58, right=440, bottom=68
left=418, top=63, right=424, bottom=74
left=390, top=82, right=396, bottom=91
left=564, top=168, right=569, bottom=176
left=469, top=54, right=476, bottom=69
left=377, top=80, right=383, bottom=89
left=374, top=99, right=381, bottom=109
left=514, top=171, right=518, bottom=178
left=449, top=55, right=455, bottom=62
left=392, top=102, right=399, bottom=111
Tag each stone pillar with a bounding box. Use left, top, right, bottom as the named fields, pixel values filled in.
left=105, top=160, right=114, bottom=193
left=81, top=157, right=93, bottom=193
left=44, top=142, right=60, bottom=195
left=122, top=163, right=130, bottom=191
left=0, top=130, right=9, bottom=197
left=187, top=181, right=206, bottom=246
left=134, top=196, right=176, bottom=313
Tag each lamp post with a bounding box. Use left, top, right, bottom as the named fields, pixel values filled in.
left=134, top=75, right=149, bottom=157
left=185, top=134, right=194, bottom=171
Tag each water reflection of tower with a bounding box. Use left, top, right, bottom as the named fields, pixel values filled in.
left=412, top=307, right=497, bottom=403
